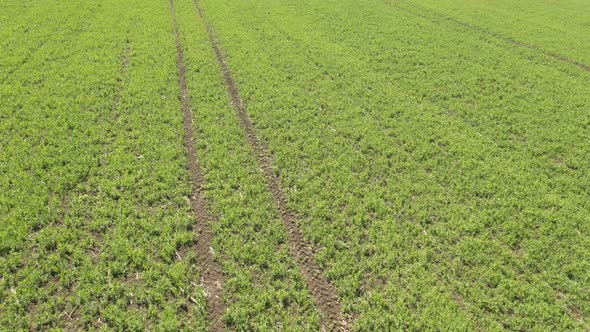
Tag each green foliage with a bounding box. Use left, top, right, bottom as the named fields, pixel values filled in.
left=0, top=0, right=208, bottom=329
left=199, top=0, right=590, bottom=329
left=2, top=0, right=589, bottom=330
left=174, top=0, right=320, bottom=329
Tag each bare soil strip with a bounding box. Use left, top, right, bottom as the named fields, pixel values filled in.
left=192, top=1, right=346, bottom=330
left=169, top=0, right=227, bottom=330
left=393, top=1, right=590, bottom=73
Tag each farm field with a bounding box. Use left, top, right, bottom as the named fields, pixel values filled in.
left=1, top=0, right=589, bottom=330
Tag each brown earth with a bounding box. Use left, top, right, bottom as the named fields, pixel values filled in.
left=192, top=0, right=347, bottom=330
left=170, top=0, right=227, bottom=330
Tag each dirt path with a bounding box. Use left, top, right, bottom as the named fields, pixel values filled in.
left=192, top=1, right=346, bottom=330
left=169, top=0, right=227, bottom=330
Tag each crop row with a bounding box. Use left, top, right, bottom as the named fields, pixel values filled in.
left=1, top=0, right=210, bottom=329
left=2, top=0, right=589, bottom=330
left=173, top=0, right=323, bottom=329
left=198, top=0, right=590, bottom=329
left=2, top=0, right=330, bottom=329
left=404, top=0, right=590, bottom=66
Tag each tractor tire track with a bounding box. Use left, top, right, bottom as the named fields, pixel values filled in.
left=261, top=18, right=586, bottom=323
left=192, top=1, right=346, bottom=330
left=169, top=0, right=227, bottom=330
left=391, top=1, right=590, bottom=73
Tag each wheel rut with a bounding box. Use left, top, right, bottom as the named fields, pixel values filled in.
left=169, top=0, right=227, bottom=330
left=192, top=0, right=346, bottom=330
left=392, top=1, right=590, bottom=73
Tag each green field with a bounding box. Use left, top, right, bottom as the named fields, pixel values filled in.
left=1, top=0, right=589, bottom=330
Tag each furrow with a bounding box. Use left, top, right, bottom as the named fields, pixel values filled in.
left=192, top=0, right=346, bottom=330
left=169, top=0, right=227, bottom=330
left=391, top=1, right=590, bottom=73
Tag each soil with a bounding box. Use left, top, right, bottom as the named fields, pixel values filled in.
left=193, top=0, right=347, bottom=330
left=170, top=1, right=227, bottom=330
